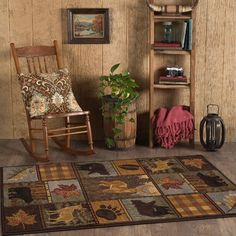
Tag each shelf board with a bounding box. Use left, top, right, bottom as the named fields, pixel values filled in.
left=154, top=83, right=190, bottom=89
left=153, top=49, right=191, bottom=55
left=154, top=15, right=191, bottom=21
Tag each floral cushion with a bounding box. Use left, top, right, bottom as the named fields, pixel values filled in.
left=18, top=69, right=82, bottom=118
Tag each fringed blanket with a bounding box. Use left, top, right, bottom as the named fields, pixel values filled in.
left=152, top=105, right=194, bottom=149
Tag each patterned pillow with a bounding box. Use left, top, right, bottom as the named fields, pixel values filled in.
left=18, top=69, right=82, bottom=118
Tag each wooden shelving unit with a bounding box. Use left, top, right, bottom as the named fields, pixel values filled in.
left=148, top=11, right=196, bottom=148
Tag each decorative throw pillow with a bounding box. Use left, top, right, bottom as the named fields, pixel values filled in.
left=18, top=69, right=82, bottom=118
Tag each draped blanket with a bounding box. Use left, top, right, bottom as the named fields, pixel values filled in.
left=152, top=106, right=194, bottom=149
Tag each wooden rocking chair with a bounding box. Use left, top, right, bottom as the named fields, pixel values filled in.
left=10, top=40, right=95, bottom=162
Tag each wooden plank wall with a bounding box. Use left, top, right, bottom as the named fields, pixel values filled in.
left=0, top=0, right=235, bottom=142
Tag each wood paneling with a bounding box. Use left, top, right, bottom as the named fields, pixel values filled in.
left=0, top=0, right=235, bottom=142
left=204, top=0, right=225, bottom=117
left=0, top=0, right=13, bottom=138
left=221, top=0, right=236, bottom=142
left=9, top=0, right=33, bottom=138
left=194, top=0, right=208, bottom=140
left=127, top=0, right=149, bottom=143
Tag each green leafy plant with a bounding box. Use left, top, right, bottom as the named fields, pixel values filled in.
left=99, top=63, right=139, bottom=148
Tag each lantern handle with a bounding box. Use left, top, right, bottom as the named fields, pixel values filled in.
left=207, top=104, right=219, bottom=115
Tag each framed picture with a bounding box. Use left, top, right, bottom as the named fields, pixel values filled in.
left=67, top=8, right=110, bottom=44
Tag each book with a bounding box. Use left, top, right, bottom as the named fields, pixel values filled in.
left=160, top=76, right=187, bottom=82
left=184, top=19, right=192, bottom=50
left=188, top=19, right=193, bottom=50
left=153, top=46, right=182, bottom=50
left=184, top=21, right=189, bottom=50
left=159, top=81, right=189, bottom=85
left=181, top=22, right=188, bottom=48
left=154, top=42, right=181, bottom=47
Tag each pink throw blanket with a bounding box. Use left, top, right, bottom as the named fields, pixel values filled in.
left=152, top=105, right=194, bottom=149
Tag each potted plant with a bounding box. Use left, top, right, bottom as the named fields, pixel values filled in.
left=99, top=63, right=139, bottom=149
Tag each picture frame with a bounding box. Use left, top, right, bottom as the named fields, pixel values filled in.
left=67, top=8, right=110, bottom=44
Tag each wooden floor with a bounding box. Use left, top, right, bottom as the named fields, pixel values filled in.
left=0, top=140, right=235, bottom=236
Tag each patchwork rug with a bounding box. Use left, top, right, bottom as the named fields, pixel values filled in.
left=1, top=155, right=236, bottom=235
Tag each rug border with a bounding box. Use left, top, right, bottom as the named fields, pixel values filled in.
left=2, top=213, right=236, bottom=236
left=1, top=155, right=236, bottom=236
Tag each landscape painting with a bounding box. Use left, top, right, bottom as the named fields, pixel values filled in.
left=73, top=14, right=104, bottom=38
left=68, top=9, right=110, bottom=44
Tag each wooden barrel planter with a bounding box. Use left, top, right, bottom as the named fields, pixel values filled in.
left=103, top=97, right=137, bottom=149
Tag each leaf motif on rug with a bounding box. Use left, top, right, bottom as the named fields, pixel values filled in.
left=182, top=159, right=206, bottom=169
left=6, top=209, right=36, bottom=229
left=51, top=184, right=80, bottom=199
left=152, top=160, right=172, bottom=172
left=159, top=177, right=184, bottom=190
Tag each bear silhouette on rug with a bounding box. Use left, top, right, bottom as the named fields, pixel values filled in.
left=197, top=172, right=228, bottom=187
left=78, top=163, right=109, bottom=176
left=8, top=187, right=33, bottom=204
left=131, top=200, right=171, bottom=217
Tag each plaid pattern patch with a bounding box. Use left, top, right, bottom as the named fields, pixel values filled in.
left=39, top=163, right=76, bottom=181
left=168, top=194, right=221, bottom=217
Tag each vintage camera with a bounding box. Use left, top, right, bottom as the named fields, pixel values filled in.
left=166, top=66, right=184, bottom=77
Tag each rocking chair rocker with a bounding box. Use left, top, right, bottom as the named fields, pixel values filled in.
left=10, top=40, right=95, bottom=162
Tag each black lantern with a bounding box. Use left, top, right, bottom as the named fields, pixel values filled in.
left=200, top=104, right=225, bottom=151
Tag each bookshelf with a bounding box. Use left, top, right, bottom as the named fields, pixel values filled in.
left=148, top=11, right=196, bottom=148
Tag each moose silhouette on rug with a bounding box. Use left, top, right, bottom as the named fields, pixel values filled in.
left=46, top=204, right=85, bottom=225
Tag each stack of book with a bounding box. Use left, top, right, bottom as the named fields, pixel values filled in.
left=159, top=76, right=188, bottom=85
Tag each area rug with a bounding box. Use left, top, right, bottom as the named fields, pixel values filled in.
left=1, top=155, right=236, bottom=235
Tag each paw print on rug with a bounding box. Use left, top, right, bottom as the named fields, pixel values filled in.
left=96, top=204, right=124, bottom=221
